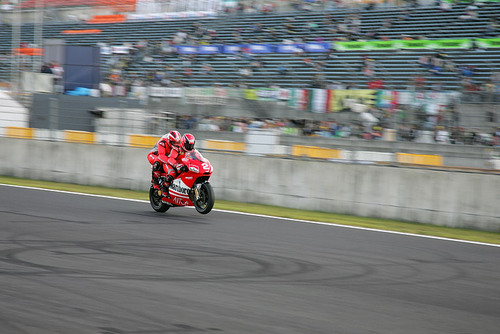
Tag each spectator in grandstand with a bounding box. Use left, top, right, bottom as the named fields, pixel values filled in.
left=303, top=55, right=314, bottom=67
left=250, top=58, right=265, bottom=72
left=367, top=78, right=385, bottom=89
left=201, top=63, right=213, bottom=76
left=173, top=30, right=187, bottom=45
left=277, top=65, right=289, bottom=76
left=305, top=20, right=319, bottom=35
left=183, top=67, right=193, bottom=78
left=397, top=9, right=411, bottom=21
left=314, top=60, right=326, bottom=72
left=362, top=55, right=376, bottom=77
left=459, top=6, right=478, bottom=21
left=429, top=56, right=443, bottom=75
left=50, top=61, right=64, bottom=93
left=284, top=18, right=298, bottom=35
left=239, top=67, right=253, bottom=79
left=365, top=0, right=377, bottom=10
left=459, top=65, right=475, bottom=78
left=438, top=0, right=452, bottom=11
left=434, top=126, right=450, bottom=144
left=480, top=80, right=496, bottom=102
left=418, top=55, right=431, bottom=69
left=484, top=17, right=499, bottom=37
left=232, top=28, right=244, bottom=44
left=40, top=63, right=52, bottom=74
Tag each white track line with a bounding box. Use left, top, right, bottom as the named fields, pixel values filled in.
left=1, top=183, right=499, bottom=248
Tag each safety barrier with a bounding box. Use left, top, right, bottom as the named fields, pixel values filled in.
left=0, top=127, right=454, bottom=167
left=1, top=137, right=497, bottom=231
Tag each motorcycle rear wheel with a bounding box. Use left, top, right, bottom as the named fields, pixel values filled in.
left=194, top=182, right=215, bottom=214
left=149, top=185, right=170, bottom=212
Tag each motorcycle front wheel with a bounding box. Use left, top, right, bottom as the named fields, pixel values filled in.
left=194, top=182, right=215, bottom=214
left=149, top=185, right=170, bottom=213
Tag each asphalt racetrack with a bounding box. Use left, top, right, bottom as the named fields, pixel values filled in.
left=1, top=185, right=499, bottom=334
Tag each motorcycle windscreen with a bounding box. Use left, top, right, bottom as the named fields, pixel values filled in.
left=186, top=149, right=207, bottom=162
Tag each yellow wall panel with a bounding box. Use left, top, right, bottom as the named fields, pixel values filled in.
left=396, top=153, right=443, bottom=166
left=204, top=140, right=246, bottom=152
left=5, top=126, right=34, bottom=139
left=291, top=145, right=342, bottom=159
left=64, top=131, right=95, bottom=144
left=129, top=134, right=158, bottom=148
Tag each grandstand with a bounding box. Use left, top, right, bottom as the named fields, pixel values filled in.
left=0, top=1, right=499, bottom=91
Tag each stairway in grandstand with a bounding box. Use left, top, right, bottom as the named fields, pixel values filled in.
left=0, top=2, right=499, bottom=90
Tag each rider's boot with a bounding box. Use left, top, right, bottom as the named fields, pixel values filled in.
left=152, top=170, right=161, bottom=186
left=151, top=162, right=162, bottom=187
left=160, top=175, right=174, bottom=198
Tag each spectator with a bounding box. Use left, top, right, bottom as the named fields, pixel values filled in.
left=418, top=55, right=431, bottom=69
left=367, top=77, right=385, bottom=89
left=40, top=63, right=52, bottom=74
left=435, top=126, right=450, bottom=143
left=50, top=61, right=64, bottom=93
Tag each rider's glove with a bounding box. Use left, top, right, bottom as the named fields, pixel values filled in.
left=176, top=164, right=188, bottom=173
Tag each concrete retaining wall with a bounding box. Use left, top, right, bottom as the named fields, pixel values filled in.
left=1, top=137, right=498, bottom=231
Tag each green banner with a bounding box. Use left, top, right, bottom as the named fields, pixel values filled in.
left=430, top=39, right=472, bottom=49
left=399, top=40, right=429, bottom=49
left=443, top=0, right=500, bottom=2
left=476, top=38, right=500, bottom=48
left=369, top=41, right=399, bottom=50
left=335, top=38, right=481, bottom=51
left=335, top=41, right=369, bottom=51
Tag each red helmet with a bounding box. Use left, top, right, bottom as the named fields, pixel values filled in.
left=166, top=130, right=181, bottom=148
left=181, top=133, right=195, bottom=152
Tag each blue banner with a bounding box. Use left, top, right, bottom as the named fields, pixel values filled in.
left=247, top=44, right=274, bottom=53
left=303, top=43, right=330, bottom=52
left=222, top=45, right=242, bottom=53
left=198, top=45, right=221, bottom=54
left=276, top=44, right=303, bottom=53
left=176, top=42, right=329, bottom=55
left=176, top=45, right=198, bottom=54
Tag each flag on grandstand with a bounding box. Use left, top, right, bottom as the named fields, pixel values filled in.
left=376, top=90, right=399, bottom=110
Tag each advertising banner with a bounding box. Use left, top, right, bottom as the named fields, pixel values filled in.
left=376, top=90, right=399, bottom=109
left=476, top=38, right=500, bottom=48
left=127, top=11, right=216, bottom=21
left=198, top=45, right=221, bottom=54
left=429, top=39, right=472, bottom=49
left=176, top=45, right=198, bottom=54
left=148, top=87, right=184, bottom=98
left=336, top=38, right=477, bottom=51
left=247, top=44, right=274, bottom=53
left=303, top=43, right=330, bottom=53
left=244, top=88, right=290, bottom=101
left=222, top=45, right=242, bottom=53
left=369, top=41, right=400, bottom=50
left=276, top=44, right=303, bottom=53
left=330, top=90, right=377, bottom=112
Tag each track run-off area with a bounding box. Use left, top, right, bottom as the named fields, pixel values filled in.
left=1, top=184, right=499, bottom=334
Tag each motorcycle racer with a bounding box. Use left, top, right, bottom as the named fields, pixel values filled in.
left=147, top=130, right=182, bottom=188
left=160, top=133, right=196, bottom=198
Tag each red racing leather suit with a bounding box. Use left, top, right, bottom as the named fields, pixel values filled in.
left=163, top=146, right=187, bottom=181
left=147, top=135, right=176, bottom=181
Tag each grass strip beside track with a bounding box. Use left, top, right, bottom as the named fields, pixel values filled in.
left=1, top=176, right=499, bottom=245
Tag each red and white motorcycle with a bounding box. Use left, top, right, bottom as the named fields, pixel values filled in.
left=149, top=149, right=215, bottom=214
